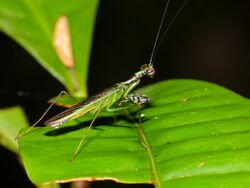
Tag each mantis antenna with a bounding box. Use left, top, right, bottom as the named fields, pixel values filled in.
left=149, top=0, right=189, bottom=67
left=149, top=0, right=171, bottom=66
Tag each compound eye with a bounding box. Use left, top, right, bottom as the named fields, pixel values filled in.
left=140, top=64, right=155, bottom=78
left=147, top=67, right=155, bottom=78
left=140, top=64, right=149, bottom=70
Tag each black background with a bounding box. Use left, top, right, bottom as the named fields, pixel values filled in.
left=0, top=0, right=250, bottom=187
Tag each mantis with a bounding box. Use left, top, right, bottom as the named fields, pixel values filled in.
left=45, top=63, right=155, bottom=160
left=44, top=63, right=155, bottom=128
left=18, top=0, right=188, bottom=160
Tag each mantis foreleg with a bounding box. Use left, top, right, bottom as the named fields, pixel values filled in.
left=120, top=94, right=149, bottom=106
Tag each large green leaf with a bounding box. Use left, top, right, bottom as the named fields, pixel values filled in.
left=19, top=79, right=250, bottom=187
left=0, top=106, right=29, bottom=153
left=0, top=0, right=99, bottom=97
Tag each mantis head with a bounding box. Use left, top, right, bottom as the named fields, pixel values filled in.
left=140, top=64, right=155, bottom=78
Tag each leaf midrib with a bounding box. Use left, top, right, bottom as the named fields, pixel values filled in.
left=136, top=122, right=161, bottom=188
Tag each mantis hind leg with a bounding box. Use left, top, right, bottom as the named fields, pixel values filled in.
left=16, top=91, right=71, bottom=140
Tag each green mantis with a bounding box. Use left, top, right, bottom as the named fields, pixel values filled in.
left=19, top=62, right=155, bottom=160
left=45, top=63, right=155, bottom=159
left=44, top=63, right=155, bottom=128
left=18, top=39, right=157, bottom=161
left=18, top=0, right=188, bottom=160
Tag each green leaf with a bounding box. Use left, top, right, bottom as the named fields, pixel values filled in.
left=0, top=0, right=99, bottom=97
left=19, top=79, right=250, bottom=187
left=0, top=106, right=29, bottom=153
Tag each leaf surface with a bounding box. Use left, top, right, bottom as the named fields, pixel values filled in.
left=0, top=107, right=29, bottom=153
left=0, top=0, right=99, bottom=96
left=19, top=79, right=250, bottom=187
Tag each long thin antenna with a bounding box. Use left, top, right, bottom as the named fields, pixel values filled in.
left=149, top=0, right=171, bottom=66
left=154, top=0, right=189, bottom=56
left=149, top=0, right=189, bottom=66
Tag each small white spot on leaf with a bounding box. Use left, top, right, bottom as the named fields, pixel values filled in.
left=181, top=97, right=189, bottom=103
left=53, top=16, right=74, bottom=68
left=198, top=162, right=204, bottom=168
